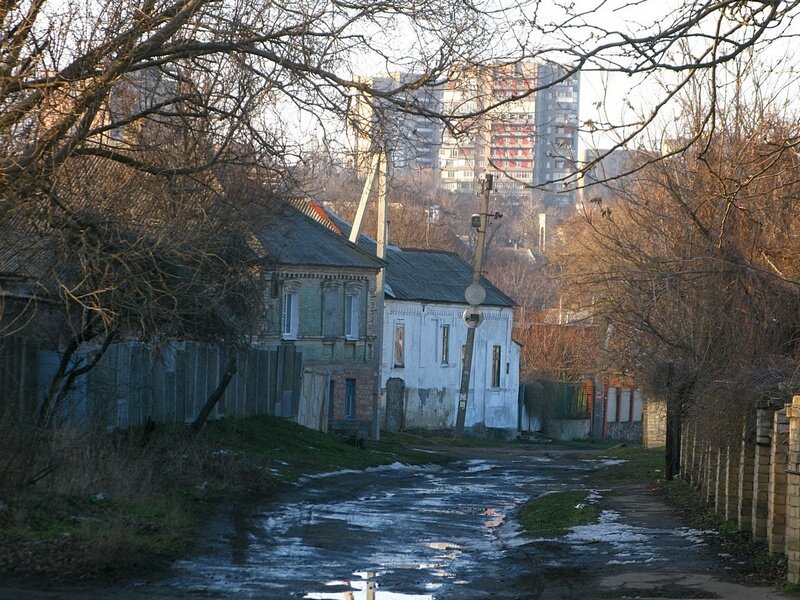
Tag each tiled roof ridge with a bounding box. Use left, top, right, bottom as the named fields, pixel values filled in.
left=285, top=196, right=342, bottom=234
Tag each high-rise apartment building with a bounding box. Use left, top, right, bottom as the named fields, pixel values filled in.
left=533, top=64, right=581, bottom=205
left=349, top=62, right=580, bottom=205
left=348, top=73, right=442, bottom=174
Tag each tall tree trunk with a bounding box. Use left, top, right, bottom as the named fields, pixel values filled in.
left=191, top=355, right=237, bottom=434
left=665, top=397, right=682, bottom=480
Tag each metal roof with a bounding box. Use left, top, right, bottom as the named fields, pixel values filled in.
left=0, top=214, right=58, bottom=293
left=286, top=199, right=514, bottom=306
left=251, top=202, right=384, bottom=270
left=384, top=248, right=515, bottom=307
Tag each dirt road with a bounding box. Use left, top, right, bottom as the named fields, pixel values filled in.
left=0, top=444, right=791, bottom=599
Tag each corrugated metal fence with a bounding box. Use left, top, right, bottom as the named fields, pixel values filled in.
left=524, top=378, right=592, bottom=420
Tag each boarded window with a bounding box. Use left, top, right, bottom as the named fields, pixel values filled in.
left=491, top=345, right=502, bottom=387
left=323, top=287, right=340, bottom=337
left=345, top=378, right=356, bottom=419
left=606, top=387, right=618, bottom=422
left=441, top=324, right=450, bottom=364
left=619, top=388, right=632, bottom=422
left=632, top=389, right=644, bottom=422
left=394, top=322, right=405, bottom=367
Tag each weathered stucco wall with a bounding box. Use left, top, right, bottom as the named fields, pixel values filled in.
left=264, top=267, right=378, bottom=366
left=263, top=266, right=381, bottom=430
left=380, top=301, right=519, bottom=434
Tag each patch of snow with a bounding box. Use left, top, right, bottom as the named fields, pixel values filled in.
left=586, top=490, right=603, bottom=503
left=464, top=462, right=497, bottom=473
left=673, top=527, right=711, bottom=544
left=565, top=510, right=649, bottom=545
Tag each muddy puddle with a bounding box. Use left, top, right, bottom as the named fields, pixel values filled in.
left=0, top=450, right=725, bottom=599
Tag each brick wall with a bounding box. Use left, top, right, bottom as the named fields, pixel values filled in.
left=786, top=397, right=800, bottom=583
left=768, top=408, right=788, bottom=554
left=752, top=407, right=772, bottom=542
left=328, top=365, right=377, bottom=424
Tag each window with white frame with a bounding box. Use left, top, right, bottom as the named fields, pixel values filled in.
left=345, top=290, right=360, bottom=340
left=282, top=290, right=299, bottom=339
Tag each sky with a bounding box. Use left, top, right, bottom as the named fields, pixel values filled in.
left=281, top=0, right=800, bottom=160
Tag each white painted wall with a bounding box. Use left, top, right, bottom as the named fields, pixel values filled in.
left=380, top=300, right=519, bottom=433
left=606, top=387, right=617, bottom=422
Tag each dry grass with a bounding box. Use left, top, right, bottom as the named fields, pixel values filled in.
left=0, top=415, right=445, bottom=580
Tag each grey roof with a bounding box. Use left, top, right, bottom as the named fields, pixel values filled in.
left=251, top=202, right=384, bottom=270
left=299, top=201, right=513, bottom=307
left=384, top=248, right=515, bottom=307
left=0, top=214, right=58, bottom=295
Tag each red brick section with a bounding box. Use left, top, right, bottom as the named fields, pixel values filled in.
left=328, top=365, right=377, bottom=421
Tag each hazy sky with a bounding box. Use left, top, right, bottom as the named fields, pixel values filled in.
left=285, top=1, right=800, bottom=157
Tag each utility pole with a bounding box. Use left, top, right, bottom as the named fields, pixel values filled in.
left=373, top=148, right=389, bottom=441
left=455, top=174, right=493, bottom=438
left=349, top=148, right=389, bottom=441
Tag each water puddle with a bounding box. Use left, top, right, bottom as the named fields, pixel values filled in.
left=305, top=571, right=433, bottom=600
left=14, top=451, right=715, bottom=600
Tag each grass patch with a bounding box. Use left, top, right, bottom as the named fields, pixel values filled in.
left=201, top=415, right=443, bottom=484
left=380, top=429, right=526, bottom=449
left=518, top=490, right=599, bottom=536
left=587, top=444, right=664, bottom=486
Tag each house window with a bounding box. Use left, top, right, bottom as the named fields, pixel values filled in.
left=345, top=291, right=360, bottom=340
left=282, top=290, right=299, bottom=339
left=393, top=322, right=405, bottom=368
left=492, top=345, right=502, bottom=387
left=323, top=286, right=340, bottom=337
left=441, top=324, right=450, bottom=364
left=345, top=378, right=356, bottom=419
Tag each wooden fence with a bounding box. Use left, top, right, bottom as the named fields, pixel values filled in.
left=0, top=335, right=42, bottom=420
left=0, top=336, right=304, bottom=428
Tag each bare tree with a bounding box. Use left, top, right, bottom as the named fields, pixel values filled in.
left=4, top=0, right=798, bottom=207
left=559, top=56, right=800, bottom=475
left=22, top=157, right=266, bottom=427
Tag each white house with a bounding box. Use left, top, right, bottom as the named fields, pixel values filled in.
left=291, top=199, right=522, bottom=438
left=380, top=248, right=520, bottom=437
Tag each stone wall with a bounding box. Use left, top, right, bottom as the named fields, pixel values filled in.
left=680, top=395, right=800, bottom=585
left=642, top=398, right=667, bottom=448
